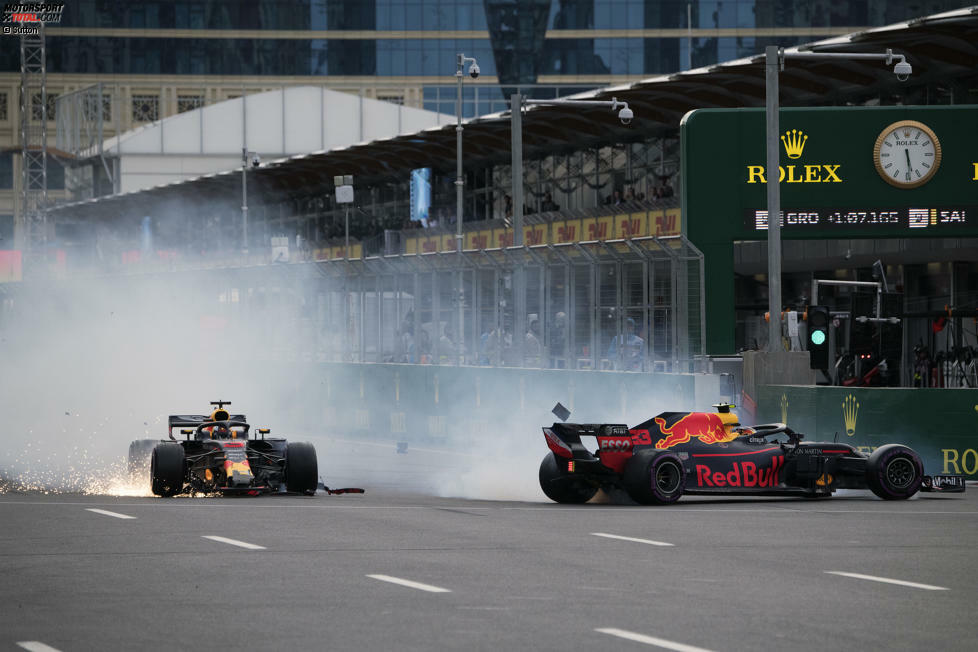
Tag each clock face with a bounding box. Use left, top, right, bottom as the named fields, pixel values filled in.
left=873, top=120, right=942, bottom=189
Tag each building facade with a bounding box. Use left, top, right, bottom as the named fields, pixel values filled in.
left=0, top=1, right=974, bottom=249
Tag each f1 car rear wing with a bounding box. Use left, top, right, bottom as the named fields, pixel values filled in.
left=168, top=414, right=247, bottom=438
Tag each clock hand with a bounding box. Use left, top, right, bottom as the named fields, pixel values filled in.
left=905, top=148, right=912, bottom=170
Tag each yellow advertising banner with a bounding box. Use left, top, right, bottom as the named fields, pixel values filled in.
left=404, top=209, right=681, bottom=253
left=650, top=208, right=681, bottom=236
left=493, top=228, right=515, bottom=249
left=553, top=219, right=581, bottom=244
left=614, top=212, right=647, bottom=239
left=523, top=224, right=547, bottom=247
left=328, top=243, right=363, bottom=259
left=416, top=235, right=442, bottom=254
left=581, top=215, right=614, bottom=241
left=465, top=230, right=491, bottom=250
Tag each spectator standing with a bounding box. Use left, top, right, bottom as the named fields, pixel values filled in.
left=549, top=311, right=567, bottom=368
left=607, top=317, right=646, bottom=371
left=438, top=324, right=456, bottom=365
left=418, top=328, right=432, bottom=364
left=540, top=191, right=560, bottom=213
left=525, top=319, right=542, bottom=367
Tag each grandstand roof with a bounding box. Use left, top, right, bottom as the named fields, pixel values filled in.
left=50, top=5, right=978, bottom=221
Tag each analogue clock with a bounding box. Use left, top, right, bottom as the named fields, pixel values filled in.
left=873, top=120, right=942, bottom=189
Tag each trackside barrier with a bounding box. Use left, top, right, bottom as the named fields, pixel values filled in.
left=301, top=362, right=708, bottom=447
left=758, top=385, right=978, bottom=479
left=319, top=363, right=696, bottom=445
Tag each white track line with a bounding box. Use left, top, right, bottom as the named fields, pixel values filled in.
left=596, top=628, right=715, bottom=652
left=84, top=508, right=136, bottom=520
left=825, top=571, right=948, bottom=591
left=17, top=642, right=63, bottom=652
left=366, top=574, right=451, bottom=593
left=592, top=532, right=674, bottom=547
left=202, top=535, right=266, bottom=550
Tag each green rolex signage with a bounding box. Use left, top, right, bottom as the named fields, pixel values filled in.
left=680, top=105, right=978, bottom=354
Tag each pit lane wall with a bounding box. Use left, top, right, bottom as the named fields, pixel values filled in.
left=308, top=363, right=715, bottom=446
left=757, top=385, right=978, bottom=479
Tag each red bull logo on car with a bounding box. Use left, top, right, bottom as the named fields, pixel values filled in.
left=696, top=455, right=784, bottom=488
left=654, top=412, right=735, bottom=449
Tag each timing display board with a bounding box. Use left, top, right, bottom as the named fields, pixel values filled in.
left=745, top=205, right=973, bottom=232
left=683, top=106, right=978, bottom=242
left=680, top=105, right=978, bottom=354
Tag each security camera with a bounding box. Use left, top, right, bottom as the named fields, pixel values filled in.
left=618, top=106, right=633, bottom=125
left=893, top=60, right=912, bottom=82
left=469, top=62, right=480, bottom=79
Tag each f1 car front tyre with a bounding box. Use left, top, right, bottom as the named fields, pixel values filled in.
left=286, top=442, right=318, bottom=495
left=538, top=453, right=598, bottom=504
left=150, top=443, right=185, bottom=497
left=623, top=450, right=685, bottom=505
left=866, top=444, right=923, bottom=500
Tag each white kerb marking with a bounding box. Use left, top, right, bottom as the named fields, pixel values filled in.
left=596, top=628, right=715, bottom=652
left=592, top=532, right=674, bottom=547
left=825, top=571, right=948, bottom=591
left=366, top=574, right=451, bottom=593
left=17, top=642, right=63, bottom=652
left=85, top=508, right=136, bottom=520
left=202, top=535, right=266, bottom=550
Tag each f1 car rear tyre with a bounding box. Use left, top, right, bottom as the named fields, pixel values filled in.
left=286, top=442, right=318, bottom=495
left=538, top=453, right=598, bottom=504
left=623, top=450, right=685, bottom=505
left=866, top=444, right=923, bottom=500
left=128, top=439, right=158, bottom=480
left=150, top=443, right=185, bottom=497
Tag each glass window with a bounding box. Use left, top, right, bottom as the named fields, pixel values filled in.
left=404, top=39, right=423, bottom=75
left=594, top=1, right=611, bottom=29
left=405, top=2, right=422, bottom=30
left=0, top=153, right=12, bottom=190
left=610, top=1, right=628, bottom=29
left=48, top=160, right=65, bottom=190
left=736, top=1, right=755, bottom=28
left=0, top=214, right=12, bottom=245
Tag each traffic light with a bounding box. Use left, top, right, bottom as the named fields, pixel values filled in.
left=807, top=305, right=830, bottom=369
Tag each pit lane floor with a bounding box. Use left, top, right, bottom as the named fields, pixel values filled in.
left=1, top=489, right=976, bottom=651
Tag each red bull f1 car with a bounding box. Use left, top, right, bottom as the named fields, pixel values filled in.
left=128, top=401, right=322, bottom=497
left=539, top=403, right=965, bottom=505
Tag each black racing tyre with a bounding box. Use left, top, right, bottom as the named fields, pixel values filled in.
left=128, top=439, right=158, bottom=480
left=286, top=442, right=318, bottom=495
left=623, top=449, right=685, bottom=505
left=538, top=453, right=598, bottom=504
left=150, top=443, right=186, bottom=497
left=865, top=444, right=923, bottom=500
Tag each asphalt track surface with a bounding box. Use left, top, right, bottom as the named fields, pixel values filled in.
left=2, top=489, right=977, bottom=651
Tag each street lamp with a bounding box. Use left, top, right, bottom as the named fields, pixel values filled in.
left=510, top=95, right=633, bottom=245
left=334, top=174, right=354, bottom=259
left=509, top=94, right=634, bottom=365
left=764, top=46, right=910, bottom=353
left=455, top=53, right=480, bottom=251
left=241, top=148, right=259, bottom=252
left=454, top=52, right=479, bottom=365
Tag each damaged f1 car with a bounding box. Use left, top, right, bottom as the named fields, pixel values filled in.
left=128, top=401, right=318, bottom=497
left=539, top=403, right=965, bottom=505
